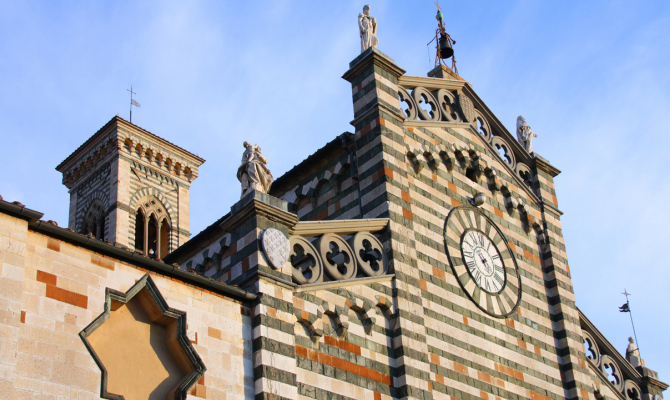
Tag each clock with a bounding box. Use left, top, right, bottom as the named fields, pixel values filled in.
left=443, top=206, right=522, bottom=318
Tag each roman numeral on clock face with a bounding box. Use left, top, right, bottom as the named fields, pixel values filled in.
left=449, top=215, right=521, bottom=317
left=472, top=269, right=482, bottom=286
left=494, top=273, right=504, bottom=288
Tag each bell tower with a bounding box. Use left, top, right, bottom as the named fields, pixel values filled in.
left=56, top=116, right=205, bottom=258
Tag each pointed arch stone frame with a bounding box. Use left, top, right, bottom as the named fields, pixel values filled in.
left=79, top=274, right=206, bottom=400
left=76, top=189, right=110, bottom=234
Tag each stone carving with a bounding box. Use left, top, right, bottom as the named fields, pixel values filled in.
left=457, top=93, right=475, bottom=123
left=347, top=232, right=387, bottom=277
left=434, top=89, right=460, bottom=122
left=398, top=88, right=418, bottom=120
left=288, top=231, right=389, bottom=284
left=601, top=355, right=624, bottom=391
left=412, top=87, right=442, bottom=121
left=358, top=5, right=378, bottom=53
left=516, top=116, right=537, bottom=153
left=625, top=337, right=645, bottom=368
left=261, top=228, right=290, bottom=270
left=583, top=330, right=601, bottom=366
left=289, top=235, right=323, bottom=284
left=623, top=380, right=643, bottom=400
left=317, top=233, right=357, bottom=281
left=399, top=86, right=469, bottom=124
left=237, top=141, right=273, bottom=198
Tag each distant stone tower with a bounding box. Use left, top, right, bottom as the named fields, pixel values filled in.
left=56, top=116, right=205, bottom=259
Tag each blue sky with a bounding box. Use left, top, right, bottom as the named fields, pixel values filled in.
left=1, top=0, right=669, bottom=383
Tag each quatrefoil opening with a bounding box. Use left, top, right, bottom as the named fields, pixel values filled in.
left=316, top=233, right=357, bottom=281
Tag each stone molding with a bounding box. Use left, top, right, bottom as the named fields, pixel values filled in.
left=342, top=47, right=406, bottom=83
left=222, top=197, right=298, bottom=235
left=293, top=273, right=394, bottom=293
left=289, top=218, right=388, bottom=236
left=57, top=116, right=205, bottom=189
left=398, top=74, right=467, bottom=92
left=79, top=274, right=206, bottom=400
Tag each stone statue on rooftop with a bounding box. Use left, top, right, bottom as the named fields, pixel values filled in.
left=359, top=5, right=378, bottom=53
left=237, top=141, right=273, bottom=198
left=516, top=116, right=538, bottom=153
left=626, top=336, right=645, bottom=367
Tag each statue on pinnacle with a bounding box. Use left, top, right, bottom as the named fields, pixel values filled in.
left=237, top=142, right=273, bottom=198
left=358, top=5, right=378, bottom=53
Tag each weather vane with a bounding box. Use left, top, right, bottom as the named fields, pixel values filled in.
left=127, top=86, right=141, bottom=123
left=429, top=1, right=457, bottom=74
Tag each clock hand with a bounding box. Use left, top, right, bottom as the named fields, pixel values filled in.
left=478, top=253, right=492, bottom=274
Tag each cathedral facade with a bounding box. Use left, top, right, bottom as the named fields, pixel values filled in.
left=0, top=45, right=665, bottom=400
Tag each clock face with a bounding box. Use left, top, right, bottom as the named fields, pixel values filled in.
left=444, top=206, right=522, bottom=318
left=461, top=229, right=506, bottom=294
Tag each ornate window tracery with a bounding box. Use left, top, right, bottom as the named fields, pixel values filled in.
left=133, top=195, right=171, bottom=259
left=81, top=199, right=105, bottom=240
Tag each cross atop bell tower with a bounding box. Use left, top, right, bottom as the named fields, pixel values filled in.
left=56, top=116, right=205, bottom=258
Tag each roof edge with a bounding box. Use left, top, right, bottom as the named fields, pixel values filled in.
left=0, top=198, right=254, bottom=301
left=56, top=116, right=206, bottom=172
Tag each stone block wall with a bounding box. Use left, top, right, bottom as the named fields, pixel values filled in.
left=0, top=209, right=253, bottom=400
left=263, top=49, right=596, bottom=400
left=293, top=283, right=397, bottom=400
left=57, top=117, right=203, bottom=256
left=121, top=153, right=185, bottom=252
left=274, top=153, right=361, bottom=222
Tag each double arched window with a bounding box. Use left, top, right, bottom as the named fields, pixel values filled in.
left=81, top=199, right=105, bottom=240
left=134, top=196, right=171, bottom=259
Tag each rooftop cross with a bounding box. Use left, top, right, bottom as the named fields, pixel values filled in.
left=127, top=86, right=141, bottom=123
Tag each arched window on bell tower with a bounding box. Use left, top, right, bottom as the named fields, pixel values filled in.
left=133, top=196, right=171, bottom=259
left=81, top=199, right=105, bottom=240
left=134, top=208, right=145, bottom=253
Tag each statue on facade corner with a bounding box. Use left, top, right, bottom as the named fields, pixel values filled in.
left=237, top=141, right=273, bottom=198
left=625, top=336, right=645, bottom=367
left=516, top=116, right=538, bottom=153
left=359, top=5, right=378, bottom=53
